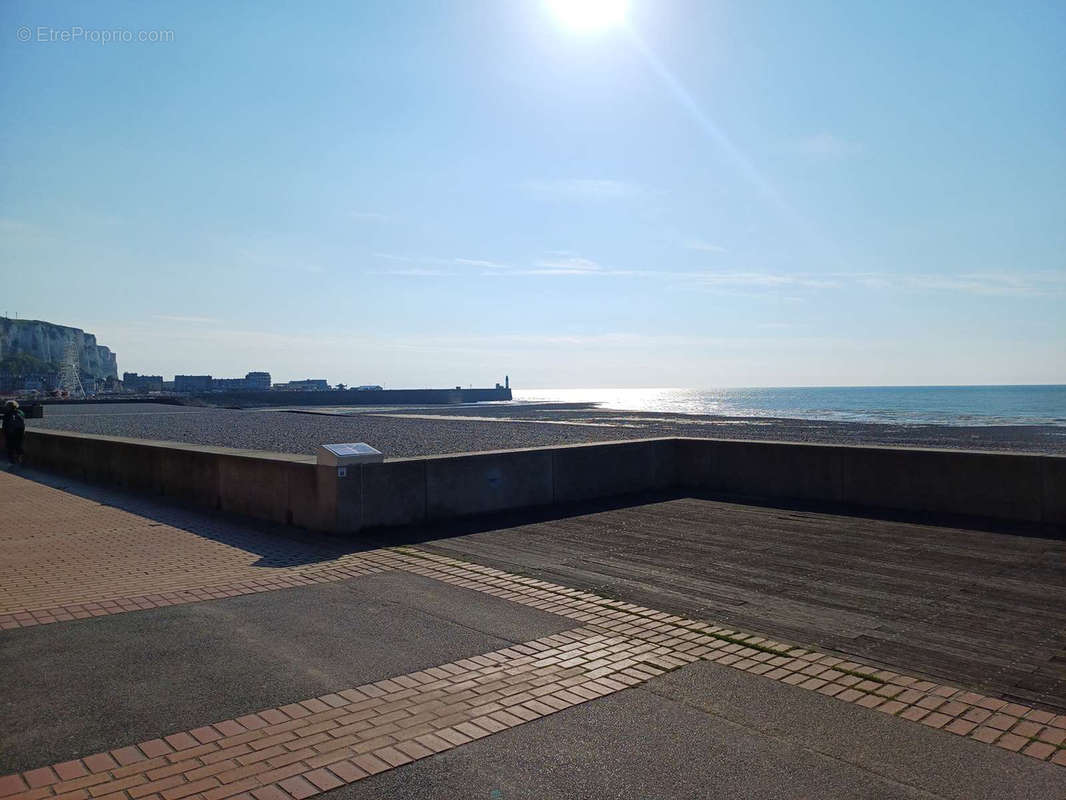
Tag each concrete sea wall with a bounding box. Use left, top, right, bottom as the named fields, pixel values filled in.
left=14, top=429, right=335, bottom=531
left=7, top=429, right=1064, bottom=532
left=674, top=438, right=1062, bottom=525
left=199, top=387, right=512, bottom=407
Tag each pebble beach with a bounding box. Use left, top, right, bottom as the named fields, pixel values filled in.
left=25, top=401, right=1066, bottom=457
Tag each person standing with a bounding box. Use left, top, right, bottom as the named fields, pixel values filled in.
left=2, top=400, right=26, bottom=465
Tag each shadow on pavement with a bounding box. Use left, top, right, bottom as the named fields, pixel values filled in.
left=359, top=485, right=1062, bottom=550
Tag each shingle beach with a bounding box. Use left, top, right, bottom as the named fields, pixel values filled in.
left=26, top=401, right=1066, bottom=457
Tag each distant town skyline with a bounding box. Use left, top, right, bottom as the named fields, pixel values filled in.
left=2, top=1, right=1063, bottom=388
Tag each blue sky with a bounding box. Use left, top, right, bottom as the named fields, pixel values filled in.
left=1, top=0, right=1063, bottom=387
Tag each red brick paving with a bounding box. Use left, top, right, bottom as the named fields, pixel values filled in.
left=0, top=473, right=388, bottom=627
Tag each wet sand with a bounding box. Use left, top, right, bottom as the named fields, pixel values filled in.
left=25, top=401, right=1066, bottom=457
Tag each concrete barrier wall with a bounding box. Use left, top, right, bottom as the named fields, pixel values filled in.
left=676, top=438, right=1064, bottom=525
left=425, top=449, right=554, bottom=518
left=551, top=439, right=677, bottom=504
left=1045, top=457, right=1066, bottom=525
left=10, top=429, right=1064, bottom=532
left=360, top=460, right=426, bottom=529
left=341, top=439, right=679, bottom=530
left=676, top=438, right=846, bottom=503
left=17, top=428, right=332, bottom=530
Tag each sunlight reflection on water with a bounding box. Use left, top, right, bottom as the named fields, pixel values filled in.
left=511, top=386, right=1066, bottom=427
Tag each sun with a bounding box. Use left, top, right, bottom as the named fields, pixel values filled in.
left=546, top=0, right=628, bottom=33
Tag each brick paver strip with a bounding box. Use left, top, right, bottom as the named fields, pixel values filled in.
left=0, top=563, right=388, bottom=631
left=0, top=627, right=687, bottom=800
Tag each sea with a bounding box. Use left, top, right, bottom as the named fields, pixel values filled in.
left=510, top=385, right=1066, bottom=427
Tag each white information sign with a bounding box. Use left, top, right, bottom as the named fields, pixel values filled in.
left=316, top=442, right=384, bottom=467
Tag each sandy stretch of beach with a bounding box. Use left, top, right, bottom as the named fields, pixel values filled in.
left=24, top=401, right=1066, bottom=458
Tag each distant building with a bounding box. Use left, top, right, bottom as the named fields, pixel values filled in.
left=174, top=374, right=213, bottom=393
left=210, top=372, right=272, bottom=391
left=0, top=371, right=57, bottom=394
left=123, top=372, right=164, bottom=393
left=245, top=371, right=271, bottom=390
left=171, top=371, right=272, bottom=393
left=273, top=379, right=330, bottom=391
left=210, top=377, right=245, bottom=390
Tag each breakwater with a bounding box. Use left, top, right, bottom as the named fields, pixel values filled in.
left=198, top=386, right=512, bottom=407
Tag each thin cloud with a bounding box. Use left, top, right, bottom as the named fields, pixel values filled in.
left=369, top=253, right=1065, bottom=298
left=684, top=239, right=727, bottom=253
left=843, top=270, right=1066, bottom=296
left=371, top=255, right=842, bottom=287
left=415, top=332, right=877, bottom=354
left=529, top=256, right=603, bottom=275
left=452, top=257, right=512, bottom=270
left=372, top=267, right=458, bottom=277
left=372, top=253, right=510, bottom=274
left=901, top=272, right=1065, bottom=296
left=685, top=272, right=842, bottom=289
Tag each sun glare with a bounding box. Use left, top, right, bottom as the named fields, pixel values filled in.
left=546, top=0, right=628, bottom=32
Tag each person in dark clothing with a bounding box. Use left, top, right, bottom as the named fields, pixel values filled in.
left=2, top=400, right=26, bottom=465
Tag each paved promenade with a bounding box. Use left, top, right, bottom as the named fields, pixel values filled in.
left=2, top=468, right=1066, bottom=799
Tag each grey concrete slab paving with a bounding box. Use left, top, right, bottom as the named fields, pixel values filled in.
left=0, top=572, right=573, bottom=773
left=648, top=661, right=1066, bottom=800
left=332, top=660, right=1066, bottom=800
